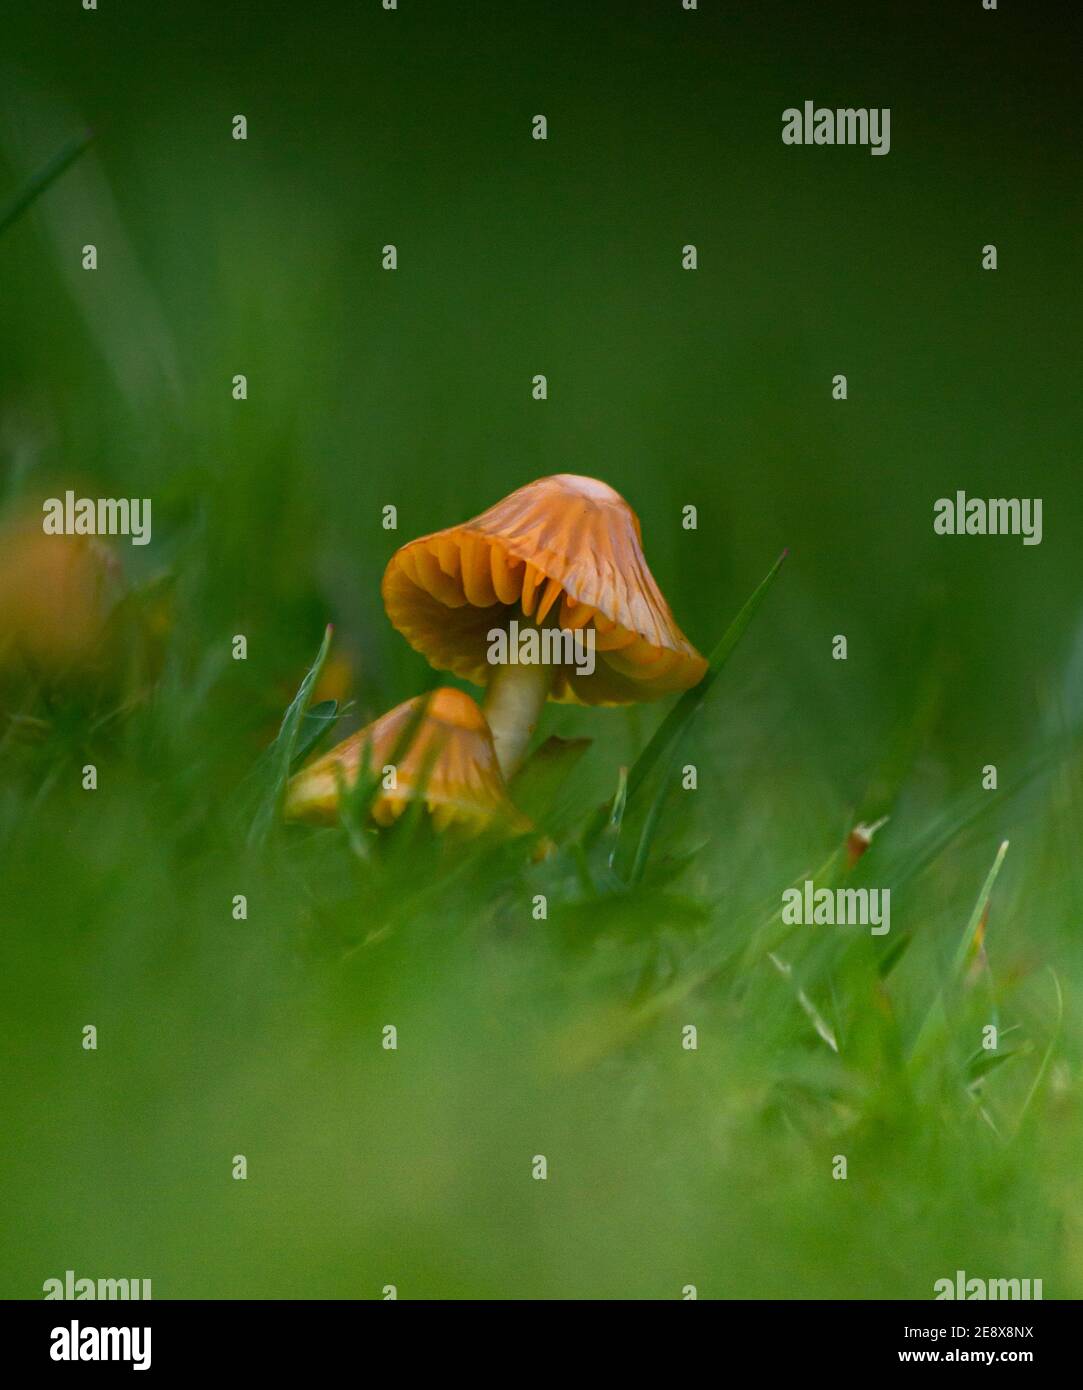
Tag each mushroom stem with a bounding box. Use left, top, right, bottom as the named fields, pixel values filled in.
left=484, top=660, right=552, bottom=780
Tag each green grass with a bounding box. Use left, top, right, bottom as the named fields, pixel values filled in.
left=2, top=0, right=1081, bottom=1301
left=2, top=540, right=1080, bottom=1299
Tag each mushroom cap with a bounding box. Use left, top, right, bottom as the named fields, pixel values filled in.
left=284, top=686, right=528, bottom=832
left=0, top=517, right=124, bottom=682
left=381, top=474, right=707, bottom=704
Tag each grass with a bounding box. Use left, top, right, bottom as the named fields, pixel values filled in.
left=2, top=534, right=1080, bottom=1299
left=0, top=131, right=93, bottom=238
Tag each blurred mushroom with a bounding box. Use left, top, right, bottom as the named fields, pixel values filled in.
left=0, top=516, right=124, bottom=687
left=381, top=474, right=707, bottom=776
left=284, top=686, right=529, bottom=834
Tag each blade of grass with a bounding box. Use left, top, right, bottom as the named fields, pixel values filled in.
left=291, top=700, right=342, bottom=771
left=768, top=951, right=840, bottom=1052
left=951, top=839, right=1009, bottom=976
left=626, top=548, right=787, bottom=805
left=580, top=549, right=788, bottom=853
left=0, top=131, right=94, bottom=237
left=603, top=766, right=629, bottom=871
left=1015, top=968, right=1064, bottom=1135
left=627, top=761, right=676, bottom=886
left=247, top=624, right=333, bottom=849
left=908, top=840, right=1009, bottom=1066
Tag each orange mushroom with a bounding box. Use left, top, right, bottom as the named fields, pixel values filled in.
left=381, top=474, right=707, bottom=776
left=284, top=686, right=528, bottom=834
left=0, top=515, right=124, bottom=684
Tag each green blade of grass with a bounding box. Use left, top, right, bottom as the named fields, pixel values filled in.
left=951, top=839, right=1009, bottom=976
left=967, top=1048, right=1021, bottom=1083
left=290, top=700, right=341, bottom=771
left=247, top=624, right=333, bottom=849
left=1015, top=967, right=1064, bottom=1135
left=627, top=772, right=672, bottom=886
left=908, top=839, right=1009, bottom=1066
left=603, top=766, right=629, bottom=871
left=768, top=951, right=840, bottom=1053
left=0, top=131, right=95, bottom=237
left=626, top=548, right=788, bottom=806
left=581, top=549, right=787, bottom=854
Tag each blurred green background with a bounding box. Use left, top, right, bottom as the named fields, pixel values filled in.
left=2, top=0, right=1081, bottom=1299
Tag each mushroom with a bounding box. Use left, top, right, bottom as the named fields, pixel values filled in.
left=284, top=686, right=528, bottom=834
left=0, top=515, right=125, bottom=685
left=381, top=474, right=707, bottom=777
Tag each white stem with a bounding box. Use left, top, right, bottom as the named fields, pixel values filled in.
left=484, top=660, right=552, bottom=780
